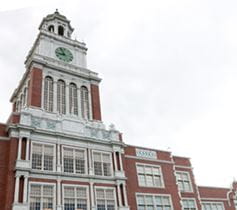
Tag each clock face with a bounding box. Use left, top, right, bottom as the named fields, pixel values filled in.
left=55, top=47, right=73, bottom=62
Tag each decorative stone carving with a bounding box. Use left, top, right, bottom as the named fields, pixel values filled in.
left=31, top=117, right=41, bottom=128
left=46, top=120, right=56, bottom=130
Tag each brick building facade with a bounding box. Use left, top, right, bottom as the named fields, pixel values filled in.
left=0, top=10, right=236, bottom=210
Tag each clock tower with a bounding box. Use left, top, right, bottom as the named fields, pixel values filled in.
left=7, top=10, right=128, bottom=210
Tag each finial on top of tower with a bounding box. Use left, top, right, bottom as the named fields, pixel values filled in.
left=55, top=9, right=59, bottom=14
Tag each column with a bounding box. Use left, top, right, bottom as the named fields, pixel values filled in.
left=17, top=138, right=22, bottom=160
left=117, top=183, right=122, bottom=207
left=25, top=138, right=30, bottom=161
left=14, top=175, right=20, bottom=203
left=57, top=179, right=61, bottom=207
left=119, top=153, right=123, bottom=171
left=90, top=182, right=95, bottom=209
left=122, top=184, right=128, bottom=206
left=113, top=152, right=118, bottom=172
left=23, top=176, right=28, bottom=203
left=65, top=84, right=70, bottom=115
left=53, top=81, right=57, bottom=112
left=77, top=87, right=82, bottom=118
left=57, top=144, right=61, bottom=172
left=88, top=149, right=93, bottom=175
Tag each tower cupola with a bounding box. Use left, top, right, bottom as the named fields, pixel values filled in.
left=38, top=9, right=74, bottom=38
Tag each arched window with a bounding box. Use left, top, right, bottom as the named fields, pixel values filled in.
left=44, top=76, right=54, bottom=112
left=57, top=80, right=66, bottom=114
left=69, top=83, right=78, bottom=115
left=80, top=86, right=90, bottom=119
left=48, top=25, right=54, bottom=32
left=58, top=26, right=64, bottom=36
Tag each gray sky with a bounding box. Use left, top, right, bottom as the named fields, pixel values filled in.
left=0, top=0, right=237, bottom=187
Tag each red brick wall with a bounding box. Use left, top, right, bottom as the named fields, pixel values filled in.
left=0, top=140, right=10, bottom=209
left=28, top=67, right=42, bottom=107
left=5, top=138, right=18, bottom=210
left=0, top=123, right=7, bottom=137
left=90, top=84, right=102, bottom=121
left=198, top=186, right=229, bottom=199
left=124, top=146, right=182, bottom=210
left=173, top=156, right=191, bottom=167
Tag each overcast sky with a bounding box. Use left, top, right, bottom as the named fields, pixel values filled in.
left=0, top=0, right=237, bottom=187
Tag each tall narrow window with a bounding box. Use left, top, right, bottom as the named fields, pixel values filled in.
left=81, top=86, right=90, bottom=119
left=57, top=80, right=66, bottom=114
left=19, top=94, right=23, bottom=111
left=58, top=25, right=64, bottom=36
left=48, top=25, right=54, bottom=32
left=23, top=87, right=27, bottom=106
left=69, top=83, right=78, bottom=115
left=44, top=76, right=54, bottom=112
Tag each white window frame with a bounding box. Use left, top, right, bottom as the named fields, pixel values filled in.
left=95, top=186, right=117, bottom=210
left=43, top=76, right=54, bottom=112
left=136, top=162, right=165, bottom=188
left=176, top=171, right=193, bottom=192
left=62, top=146, right=87, bottom=175
left=92, top=150, right=113, bottom=177
left=28, top=181, right=56, bottom=210
left=182, top=198, right=197, bottom=210
left=201, top=201, right=225, bottom=210
left=69, top=83, right=78, bottom=116
left=57, top=79, right=66, bottom=115
left=62, top=184, right=90, bottom=210
left=135, top=193, right=173, bottom=210
left=80, top=86, right=90, bottom=120
left=31, top=142, right=56, bottom=172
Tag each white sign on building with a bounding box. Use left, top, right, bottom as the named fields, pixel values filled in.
left=136, top=148, right=157, bottom=159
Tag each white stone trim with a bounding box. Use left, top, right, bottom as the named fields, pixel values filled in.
left=125, top=155, right=173, bottom=164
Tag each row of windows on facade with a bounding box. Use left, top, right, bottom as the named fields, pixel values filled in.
left=137, top=194, right=225, bottom=210
left=28, top=183, right=225, bottom=210
left=30, top=143, right=192, bottom=192
left=29, top=184, right=116, bottom=210
left=137, top=164, right=193, bottom=192
left=44, top=76, right=90, bottom=119
left=15, top=76, right=91, bottom=120
left=31, top=143, right=113, bottom=176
